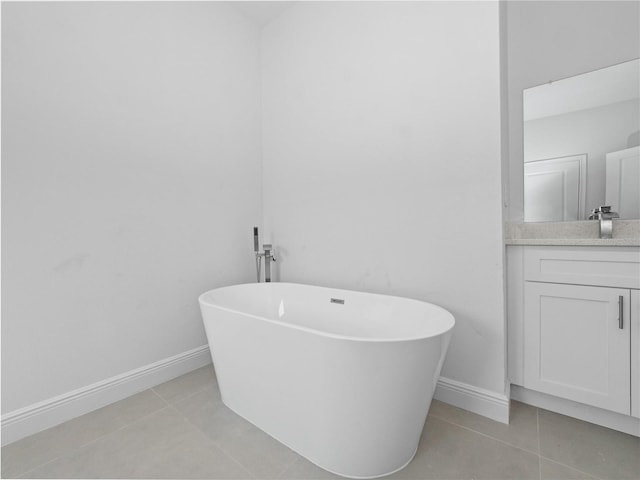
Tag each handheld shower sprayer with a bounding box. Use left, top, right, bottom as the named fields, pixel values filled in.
left=254, top=226, right=261, bottom=282
left=253, top=227, right=259, bottom=253
left=253, top=226, right=276, bottom=282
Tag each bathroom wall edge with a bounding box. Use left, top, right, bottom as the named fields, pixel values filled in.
left=0, top=345, right=212, bottom=446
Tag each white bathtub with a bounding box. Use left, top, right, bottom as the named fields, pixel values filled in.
left=198, top=282, right=454, bottom=479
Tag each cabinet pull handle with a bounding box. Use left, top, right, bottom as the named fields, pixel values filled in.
left=618, top=295, right=624, bottom=329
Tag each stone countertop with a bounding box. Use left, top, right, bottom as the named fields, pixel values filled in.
left=505, top=220, right=640, bottom=247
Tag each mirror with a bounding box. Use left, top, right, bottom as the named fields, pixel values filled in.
left=523, top=59, right=640, bottom=222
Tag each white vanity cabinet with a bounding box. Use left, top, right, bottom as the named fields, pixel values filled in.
left=524, top=282, right=630, bottom=414
left=517, top=246, right=640, bottom=419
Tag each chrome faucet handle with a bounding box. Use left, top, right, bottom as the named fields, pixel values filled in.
left=600, top=206, right=619, bottom=220
left=262, top=244, right=276, bottom=261
left=599, top=206, right=619, bottom=217
left=589, top=205, right=619, bottom=219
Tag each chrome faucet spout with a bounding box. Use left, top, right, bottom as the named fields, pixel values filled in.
left=600, top=219, right=614, bottom=239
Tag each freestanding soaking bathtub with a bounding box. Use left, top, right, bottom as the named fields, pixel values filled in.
left=199, top=282, right=454, bottom=479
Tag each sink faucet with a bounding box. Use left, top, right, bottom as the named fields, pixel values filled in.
left=588, top=206, right=619, bottom=239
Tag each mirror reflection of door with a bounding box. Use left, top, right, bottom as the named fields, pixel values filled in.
left=524, top=154, right=587, bottom=222
left=605, top=145, right=640, bottom=219
left=523, top=58, right=640, bottom=221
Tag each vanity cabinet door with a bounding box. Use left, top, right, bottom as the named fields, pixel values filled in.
left=524, top=282, right=631, bottom=415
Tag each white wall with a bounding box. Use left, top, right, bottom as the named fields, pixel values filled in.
left=524, top=99, right=640, bottom=216
left=1, top=2, right=262, bottom=413
left=262, top=2, right=505, bottom=394
left=505, top=0, right=640, bottom=221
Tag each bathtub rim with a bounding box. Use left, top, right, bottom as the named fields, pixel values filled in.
left=198, top=281, right=455, bottom=344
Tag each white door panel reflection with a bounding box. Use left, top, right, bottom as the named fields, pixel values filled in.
left=606, top=146, right=640, bottom=219
left=524, top=154, right=586, bottom=222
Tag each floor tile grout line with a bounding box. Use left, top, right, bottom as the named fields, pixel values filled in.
left=276, top=456, right=311, bottom=480
left=76, top=392, right=171, bottom=447
left=276, top=459, right=294, bottom=479
left=167, top=375, right=302, bottom=479
left=150, top=386, right=173, bottom=407
left=166, top=391, right=298, bottom=480
left=274, top=450, right=304, bottom=479
left=166, top=403, right=258, bottom=480
left=170, top=402, right=258, bottom=480
left=428, top=415, right=542, bottom=462
left=11, top=374, right=219, bottom=478
left=427, top=413, right=541, bottom=457
left=151, top=380, right=218, bottom=408
left=15, top=403, right=174, bottom=479
left=276, top=461, right=292, bottom=479
left=19, top=400, right=254, bottom=480
left=535, top=408, right=604, bottom=480
left=538, top=455, right=605, bottom=480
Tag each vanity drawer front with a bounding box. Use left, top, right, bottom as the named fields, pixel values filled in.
left=524, top=246, right=640, bottom=288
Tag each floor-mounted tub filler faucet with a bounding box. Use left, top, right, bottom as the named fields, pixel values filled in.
left=253, top=227, right=276, bottom=282
left=588, top=205, right=619, bottom=239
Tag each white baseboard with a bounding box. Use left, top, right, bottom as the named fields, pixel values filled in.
left=1, top=345, right=212, bottom=446
left=434, top=377, right=510, bottom=424
left=511, top=385, right=640, bottom=437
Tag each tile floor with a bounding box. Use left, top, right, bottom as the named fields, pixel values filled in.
left=2, top=364, right=639, bottom=479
